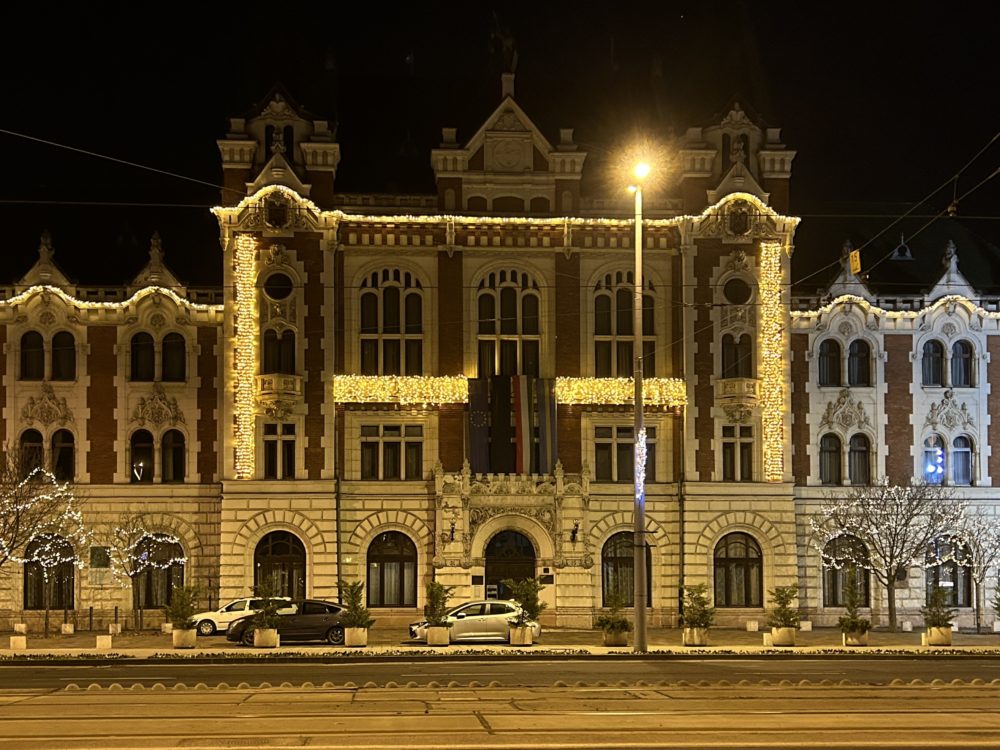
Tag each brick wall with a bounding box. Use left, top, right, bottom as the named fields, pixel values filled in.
left=300, top=235, right=326, bottom=479
left=790, top=333, right=809, bottom=484
left=0, top=326, right=5, bottom=456
left=884, top=334, right=914, bottom=484
left=554, top=252, right=580, bottom=377
left=989, top=338, right=1000, bottom=482
left=333, top=250, right=345, bottom=375
left=86, top=327, right=117, bottom=482
left=196, top=326, right=218, bottom=483
left=437, top=404, right=464, bottom=471
left=692, top=243, right=721, bottom=480
left=556, top=404, right=581, bottom=473
left=437, top=252, right=464, bottom=374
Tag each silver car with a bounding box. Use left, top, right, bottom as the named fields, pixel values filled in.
left=409, top=599, right=542, bottom=642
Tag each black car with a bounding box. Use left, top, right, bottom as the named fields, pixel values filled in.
left=226, top=599, right=346, bottom=646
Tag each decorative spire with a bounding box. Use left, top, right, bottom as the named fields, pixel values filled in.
left=38, top=230, right=54, bottom=263
left=271, top=127, right=286, bottom=155
left=149, top=231, right=164, bottom=266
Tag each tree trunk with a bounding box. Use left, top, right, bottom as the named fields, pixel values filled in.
left=886, top=578, right=898, bottom=632
left=975, top=580, right=984, bottom=634
left=43, top=577, right=51, bottom=638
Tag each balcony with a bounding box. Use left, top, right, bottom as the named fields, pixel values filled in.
left=256, top=374, right=303, bottom=401
left=714, top=377, right=759, bottom=407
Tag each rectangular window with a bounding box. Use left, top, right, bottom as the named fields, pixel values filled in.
left=595, top=341, right=612, bottom=377
left=263, top=423, right=296, bottom=479
left=360, top=340, right=378, bottom=375
left=382, top=340, right=401, bottom=375
left=616, top=341, right=633, bottom=377
left=642, top=341, right=656, bottom=378
left=721, top=424, right=753, bottom=481
left=593, top=425, right=657, bottom=482
left=360, top=424, right=424, bottom=480
left=405, top=340, right=423, bottom=376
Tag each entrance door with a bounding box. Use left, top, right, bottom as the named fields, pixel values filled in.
left=484, top=530, right=536, bottom=600
left=254, top=531, right=306, bottom=599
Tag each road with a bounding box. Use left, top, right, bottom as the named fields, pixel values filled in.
left=3, top=656, right=1000, bottom=689
left=1, top=681, right=999, bottom=749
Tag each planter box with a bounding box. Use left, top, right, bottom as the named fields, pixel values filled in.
left=842, top=630, right=869, bottom=647
left=172, top=628, right=197, bottom=649
left=426, top=627, right=450, bottom=646
left=95, top=635, right=113, bottom=650
left=13, top=624, right=27, bottom=635
left=683, top=627, right=709, bottom=647
left=901, top=621, right=913, bottom=632
left=60, top=623, right=74, bottom=635
left=108, top=624, right=122, bottom=635
left=9, top=635, right=27, bottom=650
left=745, top=620, right=759, bottom=632
left=926, top=627, right=952, bottom=646
left=161, top=623, right=174, bottom=634
left=344, top=627, right=368, bottom=648
left=770, top=627, right=796, bottom=647
left=509, top=626, right=533, bottom=646
left=993, top=621, right=1000, bottom=633
left=602, top=630, right=628, bottom=647
left=254, top=628, right=279, bottom=648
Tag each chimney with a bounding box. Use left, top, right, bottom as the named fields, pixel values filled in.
left=501, top=72, right=515, bottom=99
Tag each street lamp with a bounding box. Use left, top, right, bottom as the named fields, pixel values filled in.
left=629, top=162, right=649, bottom=653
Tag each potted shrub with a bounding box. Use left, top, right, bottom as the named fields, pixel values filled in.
left=339, top=580, right=375, bottom=647
left=767, top=585, right=800, bottom=647
left=837, top=576, right=871, bottom=647
left=682, top=583, right=715, bottom=646
left=251, top=585, right=282, bottom=648
left=922, top=585, right=957, bottom=646
left=502, top=577, right=547, bottom=646
left=423, top=580, right=454, bottom=646
left=594, top=590, right=632, bottom=647
left=164, top=585, right=199, bottom=649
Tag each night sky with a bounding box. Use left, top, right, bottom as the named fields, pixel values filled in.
left=2, top=2, right=997, bottom=292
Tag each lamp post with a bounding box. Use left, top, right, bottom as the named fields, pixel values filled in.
left=630, top=162, right=650, bottom=654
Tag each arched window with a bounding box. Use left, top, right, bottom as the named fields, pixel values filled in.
left=359, top=269, right=423, bottom=375
left=847, top=339, right=871, bottom=387
left=951, top=340, right=974, bottom=387
left=952, top=436, right=973, bottom=486
left=161, top=333, right=186, bottom=382
left=922, top=340, right=944, bottom=386
left=366, top=531, right=417, bottom=608
left=262, top=329, right=296, bottom=375
left=592, top=271, right=655, bottom=377
left=478, top=269, right=542, bottom=377
left=923, top=434, right=945, bottom=484
left=926, top=538, right=971, bottom=607
left=822, top=535, right=870, bottom=607
left=133, top=536, right=184, bottom=609
left=820, top=433, right=842, bottom=485
left=130, top=332, right=155, bottom=381
left=51, top=331, right=76, bottom=381
left=130, top=429, right=154, bottom=483
left=20, top=331, right=44, bottom=380
left=51, top=429, right=74, bottom=482
left=23, top=534, right=75, bottom=610
left=818, top=340, right=841, bottom=386
left=19, top=429, right=44, bottom=478
left=254, top=531, right=306, bottom=599
left=714, top=532, right=762, bottom=607
left=601, top=531, right=651, bottom=607
left=722, top=334, right=753, bottom=378
left=848, top=433, right=871, bottom=486
left=161, top=430, right=185, bottom=483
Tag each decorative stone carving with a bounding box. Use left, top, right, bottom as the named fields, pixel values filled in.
left=723, top=405, right=752, bottom=424
left=493, top=110, right=527, bottom=131
left=131, top=384, right=185, bottom=427
left=837, top=321, right=855, bottom=337
left=258, top=399, right=295, bottom=420
left=941, top=322, right=958, bottom=338
left=38, top=310, right=56, bottom=328
left=21, top=383, right=74, bottom=427
left=149, top=312, right=167, bottom=330
left=265, top=244, right=289, bottom=266
left=468, top=477, right=555, bottom=496
left=726, top=249, right=749, bottom=273
left=819, top=389, right=871, bottom=431
left=468, top=505, right=555, bottom=539
left=925, top=389, right=974, bottom=431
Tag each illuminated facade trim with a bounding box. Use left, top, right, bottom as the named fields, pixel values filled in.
left=0, top=284, right=222, bottom=313
left=232, top=234, right=257, bottom=479
left=759, top=240, right=785, bottom=482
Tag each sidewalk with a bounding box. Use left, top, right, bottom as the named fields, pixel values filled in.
left=4, top=626, right=1000, bottom=659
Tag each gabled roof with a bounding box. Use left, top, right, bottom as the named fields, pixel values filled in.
left=248, top=150, right=311, bottom=197
left=17, top=231, right=73, bottom=292
left=461, top=96, right=555, bottom=158
left=128, top=232, right=184, bottom=295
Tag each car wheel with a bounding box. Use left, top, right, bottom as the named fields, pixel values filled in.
left=241, top=628, right=255, bottom=647
left=196, top=620, right=216, bottom=637
left=326, top=626, right=345, bottom=646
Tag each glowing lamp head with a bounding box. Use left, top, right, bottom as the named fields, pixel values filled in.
left=633, top=162, right=651, bottom=180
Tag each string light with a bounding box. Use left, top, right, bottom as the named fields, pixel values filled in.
left=759, top=240, right=785, bottom=482
left=11, top=468, right=90, bottom=575
left=634, top=427, right=647, bottom=505
left=0, top=284, right=221, bottom=313
left=555, top=377, right=686, bottom=407
left=233, top=234, right=257, bottom=479
left=791, top=293, right=1000, bottom=321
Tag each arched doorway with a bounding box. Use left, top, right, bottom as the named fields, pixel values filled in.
left=367, top=531, right=417, bottom=607
left=484, top=530, right=536, bottom=600
left=254, top=531, right=306, bottom=599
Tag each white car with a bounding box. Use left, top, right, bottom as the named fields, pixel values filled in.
left=409, top=599, right=542, bottom=643
left=192, top=597, right=294, bottom=636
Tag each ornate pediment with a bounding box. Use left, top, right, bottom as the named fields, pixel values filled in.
left=131, top=384, right=185, bottom=427
left=697, top=197, right=777, bottom=243
left=468, top=504, right=555, bottom=540
left=925, top=389, right=974, bottom=431
left=21, top=383, right=74, bottom=427
left=819, top=389, right=871, bottom=431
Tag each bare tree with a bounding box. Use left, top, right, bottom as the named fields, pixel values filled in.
left=97, top=511, right=184, bottom=631
left=812, top=480, right=967, bottom=631
left=955, top=507, right=1000, bottom=633
left=0, top=456, right=77, bottom=571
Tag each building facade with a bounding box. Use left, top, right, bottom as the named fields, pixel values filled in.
left=1, top=82, right=997, bottom=630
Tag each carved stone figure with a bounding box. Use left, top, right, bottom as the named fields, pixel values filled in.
left=131, top=383, right=186, bottom=427
left=21, top=383, right=74, bottom=427
left=819, top=389, right=871, bottom=430
left=925, top=389, right=974, bottom=431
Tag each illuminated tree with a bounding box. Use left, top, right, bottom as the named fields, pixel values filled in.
left=954, top=507, right=1000, bottom=632
left=812, top=480, right=966, bottom=631
left=98, top=511, right=185, bottom=630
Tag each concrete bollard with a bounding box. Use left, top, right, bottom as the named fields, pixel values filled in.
left=920, top=632, right=928, bottom=646
left=9, top=635, right=27, bottom=650
left=993, top=621, right=1000, bottom=633
left=951, top=623, right=959, bottom=632
left=161, top=623, right=173, bottom=634
left=762, top=632, right=773, bottom=647
left=745, top=620, right=759, bottom=632
left=95, top=635, right=113, bottom=650
left=13, top=623, right=27, bottom=635
left=61, top=623, right=75, bottom=635
left=108, top=623, right=122, bottom=635
left=901, top=621, right=913, bottom=632
left=799, top=621, right=813, bottom=632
